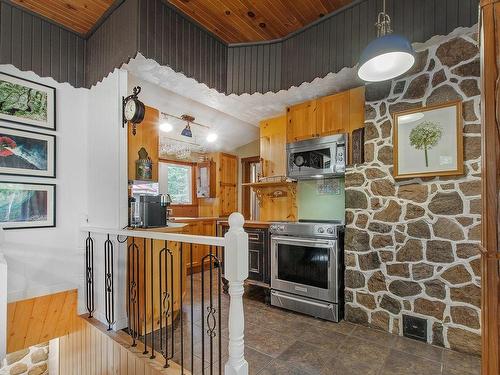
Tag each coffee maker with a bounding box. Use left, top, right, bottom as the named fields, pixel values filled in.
left=129, top=194, right=172, bottom=228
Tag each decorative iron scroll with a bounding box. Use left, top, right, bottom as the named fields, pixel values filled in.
left=159, top=243, right=174, bottom=368
left=201, top=248, right=223, bottom=375
left=127, top=238, right=139, bottom=346
left=85, top=233, right=95, bottom=318
left=104, top=234, right=115, bottom=330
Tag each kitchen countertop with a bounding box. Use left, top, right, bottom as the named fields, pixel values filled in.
left=126, top=222, right=188, bottom=232
left=169, top=216, right=219, bottom=222
left=217, top=220, right=271, bottom=228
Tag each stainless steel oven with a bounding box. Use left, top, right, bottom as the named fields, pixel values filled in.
left=270, top=221, right=344, bottom=322
left=286, top=134, right=347, bottom=180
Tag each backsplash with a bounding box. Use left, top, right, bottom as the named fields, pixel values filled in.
left=297, top=178, right=345, bottom=221
left=344, top=27, right=481, bottom=355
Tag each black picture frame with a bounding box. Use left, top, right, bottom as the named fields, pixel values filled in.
left=0, top=71, right=57, bottom=131
left=0, top=181, right=56, bottom=229
left=0, top=125, right=56, bottom=178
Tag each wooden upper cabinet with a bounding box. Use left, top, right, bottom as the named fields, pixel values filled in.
left=219, top=153, right=238, bottom=217
left=316, top=92, right=350, bottom=137
left=286, top=100, right=317, bottom=143
left=260, top=115, right=287, bottom=177
left=284, top=87, right=365, bottom=164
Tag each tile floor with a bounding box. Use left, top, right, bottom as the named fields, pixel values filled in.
left=142, top=272, right=481, bottom=375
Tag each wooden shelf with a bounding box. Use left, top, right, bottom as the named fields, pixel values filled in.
left=242, top=180, right=296, bottom=188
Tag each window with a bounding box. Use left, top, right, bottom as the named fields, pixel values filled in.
left=159, top=162, right=193, bottom=204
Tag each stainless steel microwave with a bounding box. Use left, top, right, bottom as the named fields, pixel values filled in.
left=286, top=134, right=347, bottom=180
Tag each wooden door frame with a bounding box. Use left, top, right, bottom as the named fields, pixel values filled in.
left=479, top=1, right=500, bottom=374
left=241, top=156, right=260, bottom=220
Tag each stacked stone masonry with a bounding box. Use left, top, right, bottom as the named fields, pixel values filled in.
left=0, top=343, right=49, bottom=375
left=345, top=28, right=481, bottom=356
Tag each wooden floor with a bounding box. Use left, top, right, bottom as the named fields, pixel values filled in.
left=58, top=315, right=188, bottom=375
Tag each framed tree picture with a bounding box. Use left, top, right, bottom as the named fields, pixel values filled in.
left=0, top=72, right=56, bottom=130
left=393, top=101, right=464, bottom=179
left=0, top=125, right=56, bottom=177
left=0, top=181, right=56, bottom=229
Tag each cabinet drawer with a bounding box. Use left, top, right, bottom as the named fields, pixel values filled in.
left=246, top=229, right=265, bottom=243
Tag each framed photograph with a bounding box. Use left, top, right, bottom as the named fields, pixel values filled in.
left=0, top=72, right=56, bottom=130
left=0, top=126, right=56, bottom=177
left=0, top=181, right=55, bottom=229
left=393, top=101, right=463, bottom=179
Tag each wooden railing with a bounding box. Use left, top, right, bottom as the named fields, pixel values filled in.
left=82, top=212, right=249, bottom=375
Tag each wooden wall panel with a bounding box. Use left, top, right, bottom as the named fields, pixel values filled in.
left=0, top=0, right=480, bottom=92
left=225, top=0, right=480, bottom=94
left=6, top=289, right=77, bottom=353
left=127, top=106, right=159, bottom=181
left=59, top=315, right=184, bottom=374
left=0, top=1, right=85, bottom=87
left=137, top=0, right=228, bottom=93
left=85, top=0, right=139, bottom=88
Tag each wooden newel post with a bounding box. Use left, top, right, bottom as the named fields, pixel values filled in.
left=224, top=212, right=249, bottom=375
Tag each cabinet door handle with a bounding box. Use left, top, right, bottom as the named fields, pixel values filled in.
left=248, top=233, right=260, bottom=241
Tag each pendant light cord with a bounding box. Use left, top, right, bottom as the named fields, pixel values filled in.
left=376, top=0, right=392, bottom=37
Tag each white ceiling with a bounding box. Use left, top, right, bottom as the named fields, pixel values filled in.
left=127, top=74, right=259, bottom=153
left=123, top=54, right=363, bottom=127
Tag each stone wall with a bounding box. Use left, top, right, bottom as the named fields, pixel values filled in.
left=344, top=27, right=481, bottom=356
left=0, top=343, right=49, bottom=375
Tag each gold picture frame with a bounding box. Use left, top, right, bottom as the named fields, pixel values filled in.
left=392, top=100, right=464, bottom=180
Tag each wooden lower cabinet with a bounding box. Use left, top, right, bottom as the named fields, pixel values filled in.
left=180, top=219, right=217, bottom=273
left=127, top=237, right=186, bottom=335
left=220, top=224, right=270, bottom=285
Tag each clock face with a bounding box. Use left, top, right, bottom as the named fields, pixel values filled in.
left=124, top=99, right=137, bottom=121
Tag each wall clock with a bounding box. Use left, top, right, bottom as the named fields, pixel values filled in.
left=122, top=86, right=145, bottom=135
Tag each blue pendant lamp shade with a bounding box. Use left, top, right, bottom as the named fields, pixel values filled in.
left=181, top=124, right=192, bottom=137
left=358, top=34, right=415, bottom=82
left=180, top=114, right=194, bottom=137
left=358, top=0, right=415, bottom=82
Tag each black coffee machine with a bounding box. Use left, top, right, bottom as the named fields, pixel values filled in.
left=129, top=194, right=172, bottom=228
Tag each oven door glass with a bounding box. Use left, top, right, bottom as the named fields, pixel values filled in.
left=277, top=242, right=329, bottom=289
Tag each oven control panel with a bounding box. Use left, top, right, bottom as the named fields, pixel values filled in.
left=269, top=223, right=339, bottom=238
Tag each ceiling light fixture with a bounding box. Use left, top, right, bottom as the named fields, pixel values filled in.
left=358, top=0, right=415, bottom=82
left=206, top=133, right=218, bottom=143
left=180, top=114, right=194, bottom=138
left=159, top=112, right=173, bottom=132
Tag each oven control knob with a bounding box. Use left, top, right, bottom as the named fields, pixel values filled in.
left=270, top=225, right=276, bottom=231
left=279, top=225, right=285, bottom=232
left=317, top=227, right=325, bottom=233
left=327, top=227, right=334, bottom=234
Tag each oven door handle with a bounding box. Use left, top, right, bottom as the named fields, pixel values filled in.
left=271, top=236, right=334, bottom=247
left=271, top=290, right=334, bottom=308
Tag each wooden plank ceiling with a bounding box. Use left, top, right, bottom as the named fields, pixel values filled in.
left=11, top=0, right=115, bottom=35
left=168, top=0, right=354, bottom=43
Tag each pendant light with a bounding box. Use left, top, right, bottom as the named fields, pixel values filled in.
left=180, top=114, right=194, bottom=137
left=358, top=0, right=415, bottom=82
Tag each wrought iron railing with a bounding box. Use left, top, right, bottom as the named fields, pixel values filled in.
left=82, top=212, right=249, bottom=375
